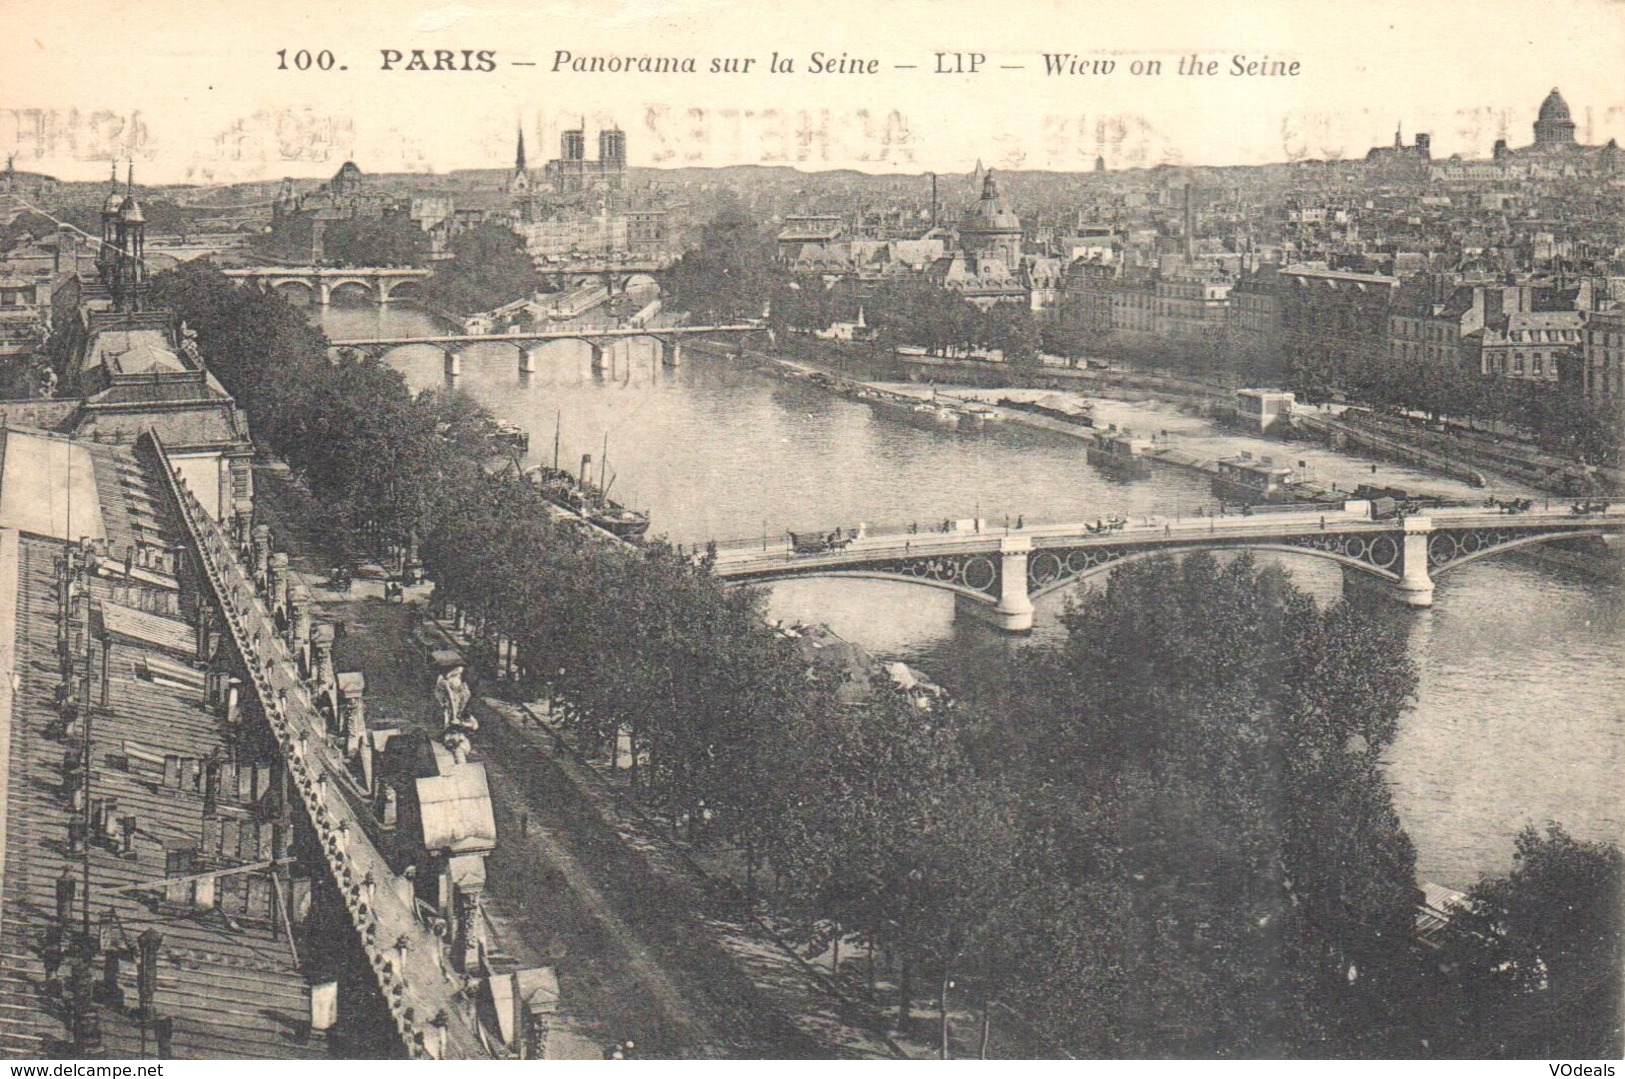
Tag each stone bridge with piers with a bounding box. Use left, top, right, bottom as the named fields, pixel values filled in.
left=329, top=324, right=765, bottom=375
left=710, top=503, right=1625, bottom=631
left=223, top=266, right=433, bottom=306
left=537, top=257, right=675, bottom=297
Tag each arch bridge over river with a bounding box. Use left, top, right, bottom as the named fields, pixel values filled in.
left=712, top=503, right=1625, bottom=631
left=223, top=266, right=432, bottom=306
left=329, top=325, right=762, bottom=375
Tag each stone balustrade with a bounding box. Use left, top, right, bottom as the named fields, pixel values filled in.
left=146, top=433, right=489, bottom=1059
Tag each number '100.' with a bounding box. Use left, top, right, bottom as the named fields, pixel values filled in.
left=277, top=50, right=336, bottom=71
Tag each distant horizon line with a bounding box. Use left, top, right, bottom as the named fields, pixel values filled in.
left=6, top=148, right=1583, bottom=193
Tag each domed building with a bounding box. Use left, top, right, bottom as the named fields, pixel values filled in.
left=926, top=170, right=1058, bottom=311
left=1533, top=87, right=1577, bottom=148
left=958, top=171, right=1023, bottom=268
left=1499, top=87, right=1618, bottom=174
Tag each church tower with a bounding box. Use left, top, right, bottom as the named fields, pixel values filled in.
left=509, top=123, right=534, bottom=220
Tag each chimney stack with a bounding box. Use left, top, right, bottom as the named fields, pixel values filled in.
left=1183, top=183, right=1195, bottom=263
left=137, top=929, right=163, bottom=1022
left=310, top=979, right=339, bottom=1032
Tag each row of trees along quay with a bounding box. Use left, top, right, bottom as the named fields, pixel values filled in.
left=149, top=259, right=1621, bottom=1058
left=666, top=205, right=1619, bottom=473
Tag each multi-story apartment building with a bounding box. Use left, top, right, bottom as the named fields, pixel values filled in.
left=1582, top=308, right=1625, bottom=401
left=1478, top=310, right=1585, bottom=383
left=1227, top=265, right=1283, bottom=368
left=1388, top=281, right=1483, bottom=371
left=1059, top=258, right=1117, bottom=336
left=1109, top=271, right=1159, bottom=343
left=1154, top=274, right=1232, bottom=341
left=519, top=212, right=631, bottom=261
left=1276, top=264, right=1399, bottom=387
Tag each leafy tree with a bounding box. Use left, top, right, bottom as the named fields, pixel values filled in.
left=964, top=552, right=1422, bottom=1056
left=418, top=222, right=541, bottom=316
left=1430, top=824, right=1623, bottom=1058
left=0, top=209, right=59, bottom=249
left=666, top=200, right=772, bottom=323
left=320, top=213, right=429, bottom=267
left=979, top=303, right=1041, bottom=364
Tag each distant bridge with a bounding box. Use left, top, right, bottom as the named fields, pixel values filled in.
left=224, top=265, right=432, bottom=306
left=535, top=256, right=675, bottom=295
left=329, top=324, right=763, bottom=373
left=711, top=504, right=1625, bottom=631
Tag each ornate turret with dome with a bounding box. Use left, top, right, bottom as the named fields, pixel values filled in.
left=96, top=161, right=124, bottom=277
left=111, top=162, right=147, bottom=310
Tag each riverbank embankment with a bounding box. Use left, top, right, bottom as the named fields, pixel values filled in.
left=700, top=334, right=1575, bottom=503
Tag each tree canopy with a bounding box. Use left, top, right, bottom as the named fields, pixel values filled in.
left=666, top=201, right=773, bottom=323
left=1429, top=824, right=1623, bottom=1058
left=417, top=222, right=542, bottom=316
left=320, top=213, right=430, bottom=267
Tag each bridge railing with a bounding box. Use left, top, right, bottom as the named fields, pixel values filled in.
left=146, top=431, right=491, bottom=1060
left=704, top=505, right=1339, bottom=554
left=707, top=504, right=1625, bottom=566
left=709, top=519, right=1045, bottom=553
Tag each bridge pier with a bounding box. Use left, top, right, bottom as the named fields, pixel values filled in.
left=1393, top=517, right=1435, bottom=607
left=443, top=350, right=461, bottom=377
left=588, top=343, right=607, bottom=374
left=993, top=537, right=1037, bottom=632
left=950, top=538, right=1036, bottom=633
left=518, top=348, right=537, bottom=374
left=317, top=282, right=331, bottom=307
left=659, top=340, right=682, bottom=368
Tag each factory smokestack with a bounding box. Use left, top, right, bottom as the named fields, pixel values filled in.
left=1183, top=183, right=1194, bottom=263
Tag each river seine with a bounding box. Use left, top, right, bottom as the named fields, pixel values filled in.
left=319, top=303, right=1622, bottom=889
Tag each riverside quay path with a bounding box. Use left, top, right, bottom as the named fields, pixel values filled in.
left=709, top=501, right=1625, bottom=632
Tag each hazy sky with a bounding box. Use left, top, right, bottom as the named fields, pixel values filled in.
left=4, top=0, right=1623, bottom=184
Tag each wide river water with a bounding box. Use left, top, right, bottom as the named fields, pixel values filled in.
left=320, top=302, right=1623, bottom=888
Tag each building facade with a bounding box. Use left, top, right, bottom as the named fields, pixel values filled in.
left=1582, top=308, right=1625, bottom=401
left=48, top=173, right=255, bottom=521
left=1478, top=310, right=1585, bottom=383
left=1274, top=265, right=1398, bottom=388
left=1154, top=273, right=1232, bottom=341
left=544, top=123, right=627, bottom=195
